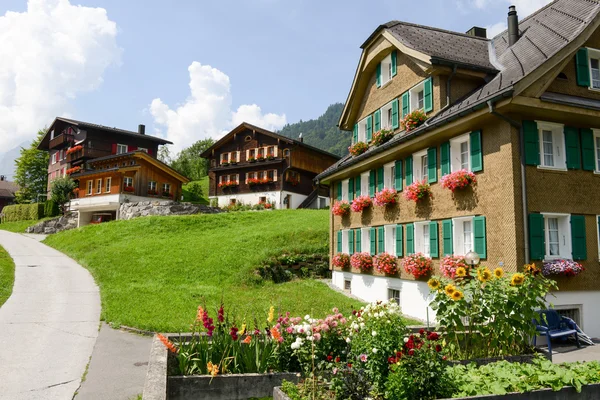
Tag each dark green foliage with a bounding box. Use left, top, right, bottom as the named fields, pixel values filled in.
left=277, top=103, right=351, bottom=156
left=170, top=138, right=215, bottom=181
left=257, top=254, right=330, bottom=283
left=2, top=203, right=44, bottom=222
left=49, top=177, right=77, bottom=214
left=44, top=200, right=59, bottom=217
left=14, top=130, right=49, bottom=203
left=181, top=178, right=209, bottom=204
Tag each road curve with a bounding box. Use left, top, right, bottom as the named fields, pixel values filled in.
left=0, top=231, right=101, bottom=400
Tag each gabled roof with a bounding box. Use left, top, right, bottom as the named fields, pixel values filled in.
left=0, top=179, right=18, bottom=199
left=200, top=122, right=340, bottom=160
left=38, top=117, right=172, bottom=150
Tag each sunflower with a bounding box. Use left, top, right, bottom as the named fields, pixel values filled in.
left=525, top=263, right=541, bottom=276
left=455, top=267, right=467, bottom=278
left=451, top=290, right=464, bottom=301
left=444, top=284, right=456, bottom=297
left=427, top=278, right=441, bottom=290
left=477, top=268, right=492, bottom=282
left=510, top=273, right=525, bottom=286
left=493, top=268, right=504, bottom=279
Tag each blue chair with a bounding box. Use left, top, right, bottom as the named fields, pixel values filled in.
left=533, top=309, right=580, bottom=360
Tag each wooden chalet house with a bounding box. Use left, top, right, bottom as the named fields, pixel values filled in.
left=0, top=175, right=18, bottom=212
left=316, top=0, right=600, bottom=336
left=38, top=117, right=188, bottom=226
left=201, top=122, right=340, bottom=209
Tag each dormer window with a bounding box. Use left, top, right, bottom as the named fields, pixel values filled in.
left=575, top=48, right=600, bottom=90
left=410, top=82, right=425, bottom=111
left=376, top=51, right=397, bottom=88
left=401, top=78, right=433, bottom=118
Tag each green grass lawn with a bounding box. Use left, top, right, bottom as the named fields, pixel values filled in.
left=44, top=210, right=370, bottom=332
left=0, top=245, right=15, bottom=307
left=0, top=219, right=49, bottom=233
left=182, top=177, right=209, bottom=204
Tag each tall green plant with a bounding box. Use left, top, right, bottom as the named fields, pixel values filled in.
left=14, top=130, right=49, bottom=203
left=49, top=177, right=77, bottom=215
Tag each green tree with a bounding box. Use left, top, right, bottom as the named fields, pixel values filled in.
left=171, top=138, right=215, bottom=181
left=157, top=145, right=172, bottom=164
left=14, top=129, right=49, bottom=203
left=50, top=176, right=77, bottom=215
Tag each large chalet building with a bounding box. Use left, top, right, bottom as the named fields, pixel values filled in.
left=38, top=117, right=188, bottom=226
left=316, top=0, right=600, bottom=336
left=201, top=122, right=340, bottom=209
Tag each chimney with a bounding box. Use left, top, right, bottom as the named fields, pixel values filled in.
left=0, top=175, right=4, bottom=181
left=508, top=5, right=520, bottom=46
left=138, top=124, right=145, bottom=135
left=466, top=27, right=487, bottom=39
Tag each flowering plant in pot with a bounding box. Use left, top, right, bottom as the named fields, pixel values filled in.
left=348, top=142, right=369, bottom=157
left=374, top=252, right=398, bottom=275
left=441, top=169, right=477, bottom=192
left=440, top=255, right=469, bottom=279
left=248, top=157, right=256, bottom=163
left=257, top=156, right=266, bottom=162
left=221, top=162, right=230, bottom=167
left=331, top=200, right=350, bottom=217
left=369, top=129, right=394, bottom=147
left=247, top=178, right=261, bottom=187
left=351, top=195, right=373, bottom=213
left=147, top=189, right=158, bottom=196
left=123, top=186, right=135, bottom=193
left=66, top=145, right=83, bottom=155
left=402, top=253, right=433, bottom=278
left=332, top=253, right=351, bottom=269
left=403, top=180, right=432, bottom=202
left=542, top=259, right=584, bottom=277
left=350, top=252, right=373, bottom=272
left=400, top=109, right=427, bottom=132
left=66, top=166, right=82, bottom=175
left=374, top=188, right=397, bottom=207
left=267, top=155, right=275, bottom=161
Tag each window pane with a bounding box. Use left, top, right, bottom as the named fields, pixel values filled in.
left=460, top=141, right=469, bottom=170
left=463, top=220, right=472, bottom=255
left=542, top=130, right=554, bottom=166
left=547, top=218, right=559, bottom=256
left=387, top=109, right=392, bottom=127
left=418, top=91, right=424, bottom=109
left=596, top=137, right=600, bottom=171
left=421, top=155, right=428, bottom=181
left=423, top=225, right=430, bottom=255
left=592, top=59, right=600, bottom=89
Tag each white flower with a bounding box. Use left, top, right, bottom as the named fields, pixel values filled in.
left=371, top=330, right=377, bottom=337
left=307, top=336, right=314, bottom=341
left=404, top=337, right=409, bottom=343
left=291, top=341, right=301, bottom=350
left=372, top=348, right=378, bottom=354
left=304, top=314, right=311, bottom=320
left=346, top=337, right=351, bottom=343
left=360, top=322, right=365, bottom=328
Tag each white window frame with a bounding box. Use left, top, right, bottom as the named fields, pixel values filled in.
left=116, top=144, right=128, bottom=155
left=542, top=213, right=572, bottom=261
left=536, top=121, right=566, bottom=171
left=452, top=216, right=475, bottom=257
left=357, top=117, right=368, bottom=143
left=588, top=48, right=600, bottom=90
left=341, top=179, right=349, bottom=201
left=409, top=81, right=425, bottom=113
left=384, top=225, right=396, bottom=256
left=148, top=180, right=157, bottom=192
left=87, top=180, right=93, bottom=196
left=105, top=177, right=112, bottom=193
left=96, top=179, right=102, bottom=194
left=380, top=54, right=393, bottom=87
left=342, top=230, right=350, bottom=254
left=593, top=129, right=600, bottom=173
left=413, top=149, right=428, bottom=183
left=163, top=183, right=171, bottom=193
left=51, top=152, right=57, bottom=165
left=450, top=133, right=471, bottom=172
left=124, top=177, right=133, bottom=188
left=384, top=161, right=395, bottom=189
left=50, top=130, right=55, bottom=140
left=597, top=215, right=600, bottom=261
left=361, top=228, right=371, bottom=255
left=388, top=287, right=401, bottom=306
left=361, top=171, right=370, bottom=195
left=414, top=221, right=430, bottom=257
left=380, top=101, right=394, bottom=130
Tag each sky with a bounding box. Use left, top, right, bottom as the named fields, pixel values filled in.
left=0, top=0, right=552, bottom=172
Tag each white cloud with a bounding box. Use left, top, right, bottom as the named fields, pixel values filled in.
left=468, top=0, right=551, bottom=16
left=0, top=0, right=121, bottom=150
left=486, top=22, right=507, bottom=38
left=150, top=61, right=287, bottom=154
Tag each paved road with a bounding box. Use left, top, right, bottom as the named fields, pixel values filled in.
left=0, top=231, right=101, bottom=400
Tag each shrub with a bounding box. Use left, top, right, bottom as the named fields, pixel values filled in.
left=542, top=259, right=584, bottom=277
left=350, top=195, right=372, bottom=213
left=403, top=180, right=431, bottom=202
left=44, top=200, right=60, bottom=218
left=374, top=252, right=398, bottom=275
left=402, top=253, right=432, bottom=279
left=440, top=255, right=468, bottom=279
left=400, top=109, right=428, bottom=132
left=350, top=252, right=373, bottom=272
left=332, top=253, right=350, bottom=269
left=331, top=200, right=350, bottom=217
left=441, top=169, right=477, bottom=192
left=348, top=142, right=368, bottom=157
left=2, top=203, right=44, bottom=222
left=373, top=188, right=397, bottom=207
left=369, top=129, right=394, bottom=147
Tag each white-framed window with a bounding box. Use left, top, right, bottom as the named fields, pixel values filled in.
left=542, top=213, right=572, bottom=260
left=361, top=171, right=370, bottom=195
left=124, top=177, right=133, bottom=188
left=380, top=101, right=394, bottom=130
left=413, top=149, right=428, bottom=182
left=86, top=180, right=93, bottom=195
left=384, top=225, right=396, bottom=256
left=342, top=230, right=350, bottom=253
left=96, top=179, right=102, bottom=194
left=380, top=53, right=393, bottom=87
left=138, top=147, right=148, bottom=153
left=59, top=149, right=64, bottom=161
left=50, top=129, right=55, bottom=140
left=414, top=221, right=430, bottom=257
left=452, top=216, right=475, bottom=256
left=357, top=117, right=368, bottom=142
left=450, top=133, right=471, bottom=172
left=594, top=130, right=600, bottom=173
left=588, top=48, right=600, bottom=89
left=388, top=288, right=400, bottom=306
left=344, top=279, right=352, bottom=291
left=105, top=177, right=112, bottom=193
left=342, top=179, right=349, bottom=201
left=162, top=183, right=171, bottom=194
left=117, top=144, right=128, bottom=155
left=537, top=121, right=566, bottom=170
left=51, top=152, right=57, bottom=164
left=148, top=180, right=157, bottom=192
left=384, top=161, right=395, bottom=189
left=361, top=227, right=371, bottom=255
left=409, top=81, right=425, bottom=112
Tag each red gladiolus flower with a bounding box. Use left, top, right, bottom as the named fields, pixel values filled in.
left=408, top=349, right=415, bottom=356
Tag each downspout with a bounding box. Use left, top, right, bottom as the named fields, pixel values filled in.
left=487, top=100, right=530, bottom=264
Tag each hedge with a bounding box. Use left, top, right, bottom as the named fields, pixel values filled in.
left=1, top=203, right=45, bottom=222
left=44, top=200, right=59, bottom=218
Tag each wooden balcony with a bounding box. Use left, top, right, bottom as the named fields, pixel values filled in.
left=49, top=134, right=74, bottom=149
left=67, top=147, right=112, bottom=163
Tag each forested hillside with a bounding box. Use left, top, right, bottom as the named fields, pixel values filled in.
left=277, top=103, right=351, bottom=156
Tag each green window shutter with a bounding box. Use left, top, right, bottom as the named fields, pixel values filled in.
left=348, top=229, right=355, bottom=255
left=427, top=147, right=437, bottom=183
left=336, top=182, right=342, bottom=201
left=377, top=167, right=384, bottom=192
left=442, top=219, right=453, bottom=256
left=473, top=216, right=487, bottom=259
left=348, top=178, right=355, bottom=201
left=571, top=215, right=587, bottom=260
left=392, top=99, right=399, bottom=130
left=366, top=115, right=373, bottom=142
left=429, top=221, right=439, bottom=258
left=376, top=63, right=382, bottom=88
left=406, top=224, right=414, bottom=255
left=405, top=156, right=413, bottom=185
left=378, top=226, right=385, bottom=254
left=441, top=141, right=450, bottom=176
left=374, top=109, right=381, bottom=133
left=369, top=170, right=376, bottom=197
left=395, top=224, right=403, bottom=257
left=391, top=51, right=397, bottom=77
left=394, top=160, right=403, bottom=191
left=401, top=92, right=409, bottom=119
left=355, top=229, right=362, bottom=253
left=470, top=130, right=483, bottom=172
left=529, top=213, right=545, bottom=261
left=576, top=48, right=591, bottom=87
left=565, top=126, right=581, bottom=170
left=424, top=77, right=433, bottom=113
left=370, top=227, right=376, bottom=255
left=355, top=175, right=361, bottom=197
left=353, top=124, right=358, bottom=144
left=581, top=128, right=596, bottom=171
left=523, top=120, right=540, bottom=166
left=337, top=231, right=342, bottom=253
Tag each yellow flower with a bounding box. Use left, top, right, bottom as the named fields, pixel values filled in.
left=428, top=278, right=441, bottom=290
left=451, top=290, right=464, bottom=301
left=477, top=267, right=492, bottom=282
left=525, top=263, right=540, bottom=275
left=267, top=306, right=275, bottom=323
left=494, top=268, right=504, bottom=279
left=455, top=267, right=467, bottom=278
left=207, top=361, right=219, bottom=377
left=239, top=322, right=247, bottom=336
left=444, top=284, right=456, bottom=297
left=510, top=273, right=525, bottom=286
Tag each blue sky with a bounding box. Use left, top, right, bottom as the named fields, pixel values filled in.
left=0, top=0, right=549, bottom=164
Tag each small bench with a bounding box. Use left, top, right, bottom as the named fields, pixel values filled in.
left=534, top=309, right=580, bottom=360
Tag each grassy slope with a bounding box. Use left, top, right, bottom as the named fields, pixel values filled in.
left=182, top=177, right=209, bottom=204
left=44, top=210, right=364, bottom=332
left=0, top=246, right=15, bottom=307
left=0, top=219, right=48, bottom=233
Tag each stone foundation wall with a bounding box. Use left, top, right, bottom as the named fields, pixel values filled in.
left=119, top=201, right=222, bottom=220
left=26, top=212, right=78, bottom=234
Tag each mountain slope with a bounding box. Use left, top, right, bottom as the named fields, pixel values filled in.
left=277, top=103, right=351, bottom=156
